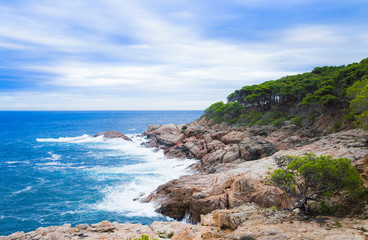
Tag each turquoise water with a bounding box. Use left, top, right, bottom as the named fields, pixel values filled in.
left=0, top=111, right=202, bottom=236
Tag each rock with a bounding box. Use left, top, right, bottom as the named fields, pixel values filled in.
left=2, top=203, right=368, bottom=240
left=150, top=124, right=180, bottom=134
left=202, top=149, right=227, bottom=164
left=90, top=221, right=115, bottom=232
left=249, top=125, right=276, bottom=137
left=94, top=131, right=131, bottom=141
left=184, top=125, right=210, bottom=139
left=356, top=154, right=368, bottom=183
left=151, top=165, right=292, bottom=223
left=147, top=124, right=162, bottom=132
left=76, top=223, right=89, bottom=230
left=208, top=203, right=259, bottom=230
left=183, top=140, right=207, bottom=159
left=206, top=140, right=226, bottom=153
left=211, top=131, right=228, bottom=141
left=164, top=147, right=187, bottom=159
left=156, top=133, right=184, bottom=147
left=221, top=131, right=245, bottom=144
left=150, top=221, right=192, bottom=239
left=222, top=145, right=240, bottom=163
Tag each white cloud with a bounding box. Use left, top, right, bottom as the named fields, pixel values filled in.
left=282, top=26, right=347, bottom=45
left=1, top=1, right=368, bottom=110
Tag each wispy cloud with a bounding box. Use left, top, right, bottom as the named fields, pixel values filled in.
left=1, top=0, right=368, bottom=110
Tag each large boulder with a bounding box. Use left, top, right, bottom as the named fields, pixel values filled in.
left=221, top=131, right=245, bottom=144
left=156, top=133, right=185, bottom=147
left=183, top=140, right=207, bottom=159
left=149, top=164, right=293, bottom=223
left=222, top=145, right=240, bottom=163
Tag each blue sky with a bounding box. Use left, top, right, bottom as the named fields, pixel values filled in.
left=1, top=0, right=368, bottom=110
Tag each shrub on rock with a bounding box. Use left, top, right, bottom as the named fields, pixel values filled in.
left=266, top=153, right=367, bottom=215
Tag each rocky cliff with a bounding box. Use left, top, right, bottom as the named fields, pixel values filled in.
left=141, top=118, right=368, bottom=223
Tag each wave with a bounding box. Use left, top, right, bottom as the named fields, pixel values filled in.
left=91, top=155, right=196, bottom=217
left=36, top=133, right=197, bottom=218
left=36, top=134, right=104, bottom=143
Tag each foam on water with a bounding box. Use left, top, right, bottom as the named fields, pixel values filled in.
left=36, top=133, right=197, bottom=218
left=45, top=152, right=61, bottom=161
left=5, top=161, right=19, bottom=164
left=4, top=161, right=30, bottom=165
left=92, top=156, right=196, bottom=217
left=12, top=186, right=33, bottom=196
left=36, top=134, right=104, bottom=143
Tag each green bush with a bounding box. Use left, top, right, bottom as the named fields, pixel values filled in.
left=319, top=201, right=339, bottom=215
left=332, top=121, right=341, bottom=132
left=266, top=154, right=366, bottom=215
left=271, top=118, right=284, bottom=127
left=134, top=235, right=158, bottom=240
left=203, top=101, right=245, bottom=125
left=290, top=116, right=302, bottom=127
left=346, top=76, right=368, bottom=129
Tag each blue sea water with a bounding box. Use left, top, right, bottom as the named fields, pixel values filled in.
left=0, top=111, right=202, bottom=236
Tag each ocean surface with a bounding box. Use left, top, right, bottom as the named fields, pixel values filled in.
left=0, top=111, right=203, bottom=236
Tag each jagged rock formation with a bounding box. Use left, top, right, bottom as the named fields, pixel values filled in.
left=142, top=119, right=368, bottom=222
left=142, top=119, right=278, bottom=173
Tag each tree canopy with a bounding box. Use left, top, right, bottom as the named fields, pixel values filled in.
left=204, top=57, right=368, bottom=128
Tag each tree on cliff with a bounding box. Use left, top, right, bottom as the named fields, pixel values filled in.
left=346, top=75, right=368, bottom=129
left=204, top=57, right=368, bottom=128
left=266, top=154, right=366, bottom=215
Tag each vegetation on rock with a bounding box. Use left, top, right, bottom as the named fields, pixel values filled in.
left=204, top=58, right=368, bottom=129
left=346, top=75, right=368, bottom=129
left=133, top=235, right=158, bottom=240
left=266, top=154, right=367, bottom=215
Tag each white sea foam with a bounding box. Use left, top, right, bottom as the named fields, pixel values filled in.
left=93, top=153, right=196, bottom=217
left=12, top=186, right=32, bottom=196
left=5, top=161, right=30, bottom=165
left=45, top=152, right=61, bottom=161
left=43, top=162, right=62, bottom=166
left=92, top=136, right=196, bottom=217
left=5, top=161, right=18, bottom=164
left=36, top=162, right=79, bottom=171
left=36, top=134, right=104, bottom=143
left=37, top=133, right=198, bottom=218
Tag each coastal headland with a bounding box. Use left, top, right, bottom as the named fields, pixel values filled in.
left=2, top=117, right=368, bottom=240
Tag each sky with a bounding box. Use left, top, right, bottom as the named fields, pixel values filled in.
left=1, top=0, right=368, bottom=110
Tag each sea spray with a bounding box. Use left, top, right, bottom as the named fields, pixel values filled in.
left=36, top=134, right=197, bottom=218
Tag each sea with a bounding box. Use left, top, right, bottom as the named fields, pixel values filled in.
left=0, top=110, right=203, bottom=236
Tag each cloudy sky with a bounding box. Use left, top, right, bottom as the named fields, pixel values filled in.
left=1, top=0, right=368, bottom=110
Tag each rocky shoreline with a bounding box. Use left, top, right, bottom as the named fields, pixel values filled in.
left=2, top=118, right=368, bottom=239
